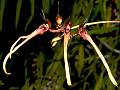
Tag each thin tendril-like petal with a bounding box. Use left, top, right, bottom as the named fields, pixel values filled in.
left=71, top=21, right=120, bottom=30
left=9, top=36, right=29, bottom=59
left=64, top=32, right=72, bottom=86
left=85, top=34, right=118, bottom=86
left=71, top=25, right=79, bottom=30
left=3, top=53, right=12, bottom=75
left=3, top=31, right=38, bottom=75
left=84, top=21, right=120, bottom=27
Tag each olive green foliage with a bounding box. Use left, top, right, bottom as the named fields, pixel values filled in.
left=0, top=0, right=120, bottom=90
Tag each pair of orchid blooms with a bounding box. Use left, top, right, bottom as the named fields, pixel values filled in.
left=3, top=14, right=120, bottom=86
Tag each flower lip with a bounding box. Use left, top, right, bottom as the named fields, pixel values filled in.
left=64, top=21, right=72, bottom=33
left=77, top=24, right=88, bottom=40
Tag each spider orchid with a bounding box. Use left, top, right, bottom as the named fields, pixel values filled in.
left=3, top=20, right=120, bottom=87
left=77, top=23, right=118, bottom=86
left=52, top=20, right=120, bottom=86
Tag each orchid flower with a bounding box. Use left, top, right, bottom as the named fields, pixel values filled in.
left=3, top=20, right=120, bottom=87
left=77, top=23, right=119, bottom=86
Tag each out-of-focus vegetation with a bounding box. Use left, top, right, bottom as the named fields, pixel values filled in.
left=0, top=0, right=120, bottom=89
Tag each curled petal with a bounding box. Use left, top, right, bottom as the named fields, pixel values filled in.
left=51, top=36, right=61, bottom=43
left=51, top=36, right=62, bottom=47
left=3, top=30, right=38, bottom=74
left=52, top=41, right=58, bottom=47
left=3, top=53, right=12, bottom=75
left=9, top=36, right=29, bottom=58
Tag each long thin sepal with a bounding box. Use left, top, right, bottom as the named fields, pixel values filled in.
left=78, top=27, right=118, bottom=86
left=71, top=21, right=120, bottom=30
left=86, top=34, right=118, bottom=86
left=64, top=32, right=72, bottom=86
left=3, top=30, right=38, bottom=75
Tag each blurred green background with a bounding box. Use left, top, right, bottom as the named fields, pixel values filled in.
left=0, top=0, right=120, bottom=90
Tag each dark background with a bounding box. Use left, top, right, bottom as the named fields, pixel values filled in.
left=0, top=0, right=120, bottom=89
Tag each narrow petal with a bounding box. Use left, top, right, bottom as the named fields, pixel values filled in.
left=3, top=31, right=38, bottom=74
left=51, top=36, right=62, bottom=47
left=9, top=35, right=29, bottom=58
left=3, top=53, right=11, bottom=75
left=84, top=21, right=120, bottom=27
left=51, top=36, right=61, bottom=43
left=71, top=21, right=120, bottom=30
left=64, top=32, right=72, bottom=86
left=86, top=34, right=118, bottom=86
